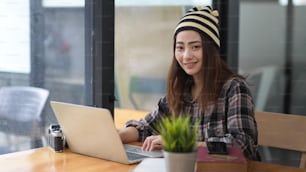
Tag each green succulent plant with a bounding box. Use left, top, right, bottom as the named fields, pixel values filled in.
left=157, top=115, right=198, bottom=153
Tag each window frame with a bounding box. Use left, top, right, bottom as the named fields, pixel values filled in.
left=85, top=0, right=115, bottom=116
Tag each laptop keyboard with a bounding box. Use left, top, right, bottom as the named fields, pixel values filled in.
left=126, top=151, right=148, bottom=161
left=125, top=145, right=145, bottom=153
left=124, top=144, right=164, bottom=159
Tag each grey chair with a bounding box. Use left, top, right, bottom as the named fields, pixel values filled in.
left=0, top=86, right=49, bottom=151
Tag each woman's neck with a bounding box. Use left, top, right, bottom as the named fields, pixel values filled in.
left=192, top=77, right=202, bottom=101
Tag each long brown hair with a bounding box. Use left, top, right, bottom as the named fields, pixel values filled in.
left=166, top=34, right=241, bottom=115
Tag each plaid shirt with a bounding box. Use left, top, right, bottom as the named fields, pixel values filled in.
left=125, top=77, right=260, bottom=160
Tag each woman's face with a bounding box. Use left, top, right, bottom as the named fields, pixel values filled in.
left=175, top=30, right=203, bottom=79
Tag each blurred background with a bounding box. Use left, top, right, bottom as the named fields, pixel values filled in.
left=0, top=0, right=305, bottom=167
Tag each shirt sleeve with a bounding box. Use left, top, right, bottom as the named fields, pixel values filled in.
left=125, top=97, right=170, bottom=142
left=226, top=79, right=259, bottom=160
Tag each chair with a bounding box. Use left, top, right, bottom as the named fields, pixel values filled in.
left=255, top=111, right=306, bottom=168
left=246, top=65, right=284, bottom=112
left=0, top=86, right=49, bottom=151
left=128, top=76, right=166, bottom=110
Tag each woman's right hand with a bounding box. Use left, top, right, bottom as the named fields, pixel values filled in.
left=142, top=135, right=163, bottom=151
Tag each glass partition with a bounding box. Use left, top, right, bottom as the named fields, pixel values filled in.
left=239, top=0, right=306, bottom=167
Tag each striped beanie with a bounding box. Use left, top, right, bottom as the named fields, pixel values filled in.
left=174, top=6, right=220, bottom=48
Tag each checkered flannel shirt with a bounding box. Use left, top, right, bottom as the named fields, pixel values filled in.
left=125, top=77, right=260, bottom=160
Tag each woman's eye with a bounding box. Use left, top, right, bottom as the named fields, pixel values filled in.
left=175, top=46, right=183, bottom=51
left=192, top=45, right=201, bottom=50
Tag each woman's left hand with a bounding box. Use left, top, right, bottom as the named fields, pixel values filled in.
left=142, top=135, right=163, bottom=151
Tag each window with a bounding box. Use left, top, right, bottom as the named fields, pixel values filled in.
left=0, top=0, right=86, bottom=154
left=239, top=0, right=306, bottom=166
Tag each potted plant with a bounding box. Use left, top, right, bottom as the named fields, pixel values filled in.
left=157, top=115, right=198, bottom=172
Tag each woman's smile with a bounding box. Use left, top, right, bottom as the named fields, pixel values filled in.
left=184, top=61, right=198, bottom=69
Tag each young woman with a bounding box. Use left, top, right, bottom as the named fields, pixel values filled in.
left=119, top=6, right=260, bottom=160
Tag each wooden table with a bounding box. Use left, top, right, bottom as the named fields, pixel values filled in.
left=0, top=147, right=305, bottom=172
left=114, top=108, right=148, bottom=129
left=0, top=147, right=137, bottom=172
left=247, top=160, right=306, bottom=172
left=0, top=108, right=305, bottom=172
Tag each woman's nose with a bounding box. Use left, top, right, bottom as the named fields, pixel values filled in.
left=183, top=49, right=192, bottom=59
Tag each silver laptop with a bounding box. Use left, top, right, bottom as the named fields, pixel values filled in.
left=50, top=101, right=163, bottom=164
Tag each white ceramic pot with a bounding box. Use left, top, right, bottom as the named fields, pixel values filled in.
left=163, top=151, right=197, bottom=172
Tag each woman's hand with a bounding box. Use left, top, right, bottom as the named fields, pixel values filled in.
left=142, top=135, right=163, bottom=151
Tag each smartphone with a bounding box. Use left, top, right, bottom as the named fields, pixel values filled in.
left=206, top=141, right=228, bottom=155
